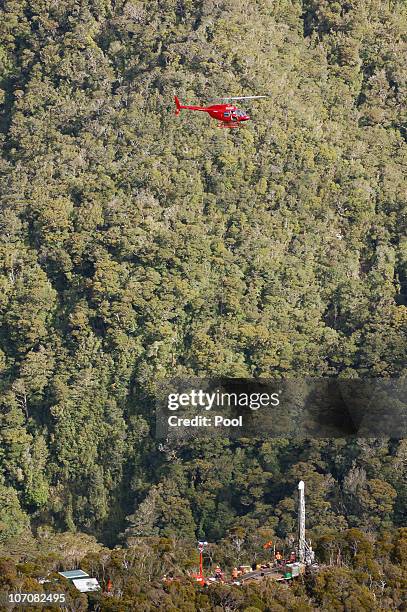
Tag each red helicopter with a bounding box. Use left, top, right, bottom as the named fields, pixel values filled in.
left=174, top=95, right=267, bottom=128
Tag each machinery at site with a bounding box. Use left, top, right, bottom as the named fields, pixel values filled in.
left=187, top=481, right=316, bottom=586
left=297, top=480, right=315, bottom=565
left=238, top=480, right=315, bottom=584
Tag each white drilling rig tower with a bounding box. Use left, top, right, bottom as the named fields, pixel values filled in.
left=297, top=480, right=315, bottom=565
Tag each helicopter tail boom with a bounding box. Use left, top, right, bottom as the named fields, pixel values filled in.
left=174, top=96, right=209, bottom=114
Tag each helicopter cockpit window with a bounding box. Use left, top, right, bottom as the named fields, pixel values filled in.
left=223, top=112, right=230, bottom=117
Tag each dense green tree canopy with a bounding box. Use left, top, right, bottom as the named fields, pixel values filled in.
left=0, top=2, right=406, bottom=608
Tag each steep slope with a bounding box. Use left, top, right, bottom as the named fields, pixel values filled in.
left=0, top=0, right=406, bottom=545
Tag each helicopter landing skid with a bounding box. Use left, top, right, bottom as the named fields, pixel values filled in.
left=217, top=121, right=240, bottom=129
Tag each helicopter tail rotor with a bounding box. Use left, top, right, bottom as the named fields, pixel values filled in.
left=174, top=95, right=181, bottom=115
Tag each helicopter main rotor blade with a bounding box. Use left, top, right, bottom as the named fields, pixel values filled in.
left=210, top=95, right=268, bottom=101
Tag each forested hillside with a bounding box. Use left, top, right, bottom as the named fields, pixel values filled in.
left=0, top=0, right=406, bottom=608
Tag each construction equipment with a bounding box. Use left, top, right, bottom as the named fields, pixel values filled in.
left=186, top=481, right=316, bottom=588
left=191, top=541, right=208, bottom=585
left=297, top=480, right=315, bottom=565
